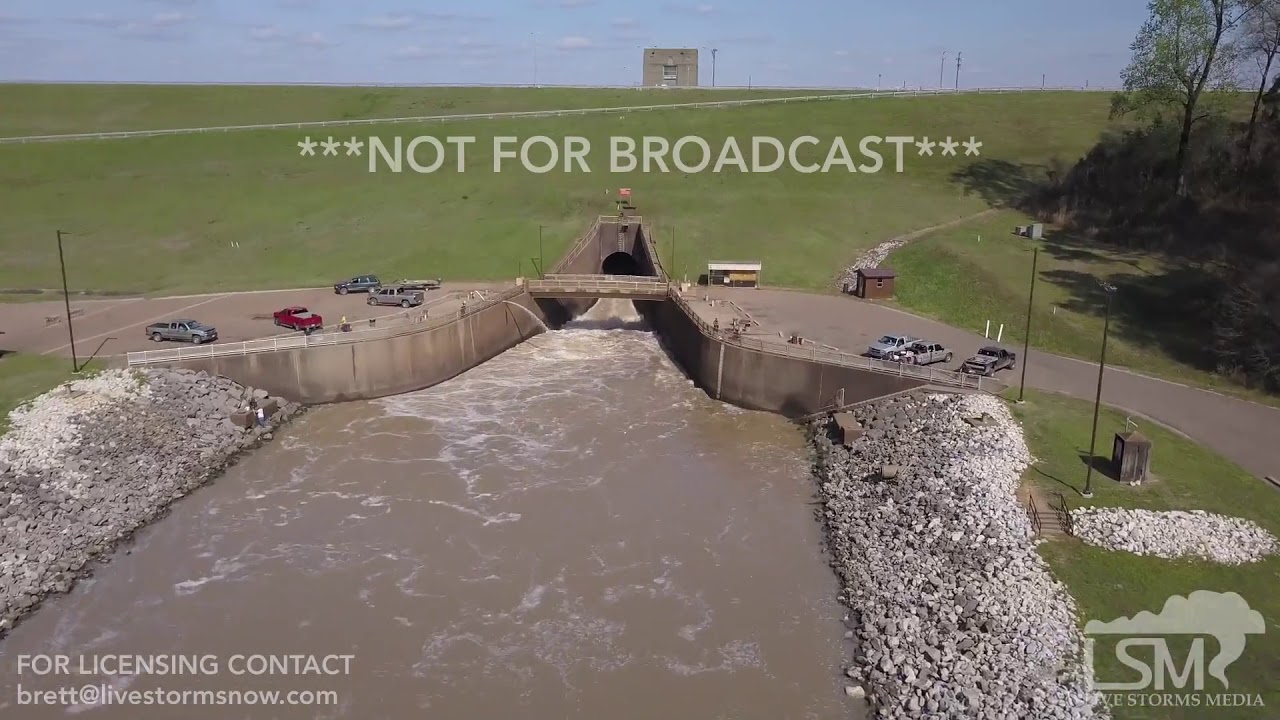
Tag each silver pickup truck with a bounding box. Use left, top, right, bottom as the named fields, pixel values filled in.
left=888, top=340, right=953, bottom=366
left=366, top=286, right=425, bottom=308
left=146, top=319, right=218, bottom=344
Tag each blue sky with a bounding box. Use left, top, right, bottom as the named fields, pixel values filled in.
left=0, top=0, right=1144, bottom=87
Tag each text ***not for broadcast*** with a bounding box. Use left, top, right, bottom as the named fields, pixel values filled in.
left=295, top=134, right=983, bottom=173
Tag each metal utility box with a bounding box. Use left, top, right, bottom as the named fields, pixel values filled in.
left=708, top=261, right=761, bottom=287
left=832, top=413, right=863, bottom=446
left=853, top=268, right=896, bottom=299
left=1112, top=431, right=1152, bottom=484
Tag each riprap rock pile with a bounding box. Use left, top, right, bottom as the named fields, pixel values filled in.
left=812, top=392, right=1106, bottom=719
left=0, top=368, right=302, bottom=635
left=1071, top=508, right=1278, bottom=565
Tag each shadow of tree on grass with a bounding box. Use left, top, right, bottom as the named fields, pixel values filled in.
left=950, top=159, right=1044, bottom=207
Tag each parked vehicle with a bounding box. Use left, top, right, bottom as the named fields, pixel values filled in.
left=334, top=275, right=380, bottom=294
left=889, top=340, right=953, bottom=366
left=394, top=278, right=443, bottom=291
left=272, top=306, right=323, bottom=334
left=146, top=319, right=218, bottom=344
left=367, top=286, right=425, bottom=308
left=960, top=346, right=1017, bottom=376
left=866, top=334, right=919, bottom=359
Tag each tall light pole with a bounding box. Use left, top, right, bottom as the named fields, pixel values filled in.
left=711, top=48, right=718, bottom=87
left=1017, top=247, right=1038, bottom=403
left=939, top=51, right=947, bottom=89
left=877, top=73, right=881, bottom=90
left=955, top=51, right=962, bottom=89
left=1082, top=280, right=1117, bottom=499
left=538, top=225, right=545, bottom=278
left=56, top=230, right=79, bottom=373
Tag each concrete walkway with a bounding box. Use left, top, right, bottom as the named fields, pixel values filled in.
left=712, top=287, right=1280, bottom=482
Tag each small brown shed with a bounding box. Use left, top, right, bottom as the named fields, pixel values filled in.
left=853, top=268, right=896, bottom=299
left=1112, top=430, right=1153, bottom=484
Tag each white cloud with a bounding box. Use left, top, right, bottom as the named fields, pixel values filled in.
left=297, top=31, right=333, bottom=48
left=69, top=13, right=120, bottom=27
left=70, top=12, right=189, bottom=39
left=555, top=35, right=593, bottom=50
left=394, top=45, right=440, bottom=59
left=249, top=25, right=286, bottom=41
left=358, top=14, right=414, bottom=29
left=661, top=3, right=715, bottom=14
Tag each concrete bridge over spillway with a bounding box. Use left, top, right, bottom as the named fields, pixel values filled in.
left=524, top=275, right=671, bottom=300
left=122, top=211, right=995, bottom=411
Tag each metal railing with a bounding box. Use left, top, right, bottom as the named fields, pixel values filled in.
left=525, top=277, right=670, bottom=296
left=548, top=218, right=605, bottom=275
left=668, top=289, right=986, bottom=391
left=640, top=223, right=669, bottom=280
left=125, top=286, right=527, bottom=365
left=1027, top=494, right=1043, bottom=535
left=1052, top=492, right=1075, bottom=536
left=0, top=87, right=1114, bottom=144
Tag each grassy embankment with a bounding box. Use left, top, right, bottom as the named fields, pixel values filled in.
left=1013, top=390, right=1279, bottom=719
left=0, top=84, right=838, bottom=137
left=886, top=209, right=1279, bottom=405
left=0, top=354, right=105, bottom=434
left=0, top=86, right=1111, bottom=295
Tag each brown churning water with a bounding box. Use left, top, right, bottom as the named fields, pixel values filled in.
left=0, top=300, right=859, bottom=719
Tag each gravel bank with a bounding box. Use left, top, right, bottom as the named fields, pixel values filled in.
left=0, top=368, right=302, bottom=636
left=811, top=391, right=1106, bottom=719
left=1071, top=508, right=1279, bottom=565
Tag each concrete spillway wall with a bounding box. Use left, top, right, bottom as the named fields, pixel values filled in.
left=645, top=296, right=928, bottom=417
left=152, top=290, right=550, bottom=405
left=138, top=216, right=930, bottom=414
left=623, top=222, right=928, bottom=416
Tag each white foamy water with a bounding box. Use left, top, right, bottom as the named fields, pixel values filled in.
left=0, top=299, right=855, bottom=720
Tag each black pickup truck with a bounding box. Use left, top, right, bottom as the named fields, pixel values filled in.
left=960, top=346, right=1017, bottom=376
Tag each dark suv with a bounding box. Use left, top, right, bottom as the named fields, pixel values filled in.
left=334, top=275, right=380, bottom=294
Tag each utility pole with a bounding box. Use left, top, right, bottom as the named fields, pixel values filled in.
left=939, top=51, right=947, bottom=89
left=711, top=48, right=717, bottom=87
left=56, top=230, right=79, bottom=373
left=1017, top=247, right=1038, bottom=403
left=670, top=226, right=677, bottom=276
left=877, top=73, right=881, bottom=90
left=538, top=225, right=545, bottom=278
left=1083, top=281, right=1117, bottom=499
left=955, top=52, right=962, bottom=90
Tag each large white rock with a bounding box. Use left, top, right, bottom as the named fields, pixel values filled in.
left=1071, top=507, right=1278, bottom=565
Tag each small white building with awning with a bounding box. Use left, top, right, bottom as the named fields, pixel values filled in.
left=707, top=261, right=762, bottom=288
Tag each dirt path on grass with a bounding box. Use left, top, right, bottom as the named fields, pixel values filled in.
left=832, top=209, right=1001, bottom=290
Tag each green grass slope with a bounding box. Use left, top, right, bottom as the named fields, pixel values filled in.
left=1014, top=391, right=1280, bottom=718
left=887, top=210, right=1278, bottom=404
left=0, top=84, right=851, bottom=137
left=0, top=90, right=1113, bottom=295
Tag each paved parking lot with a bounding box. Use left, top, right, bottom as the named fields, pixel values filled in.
left=0, top=283, right=506, bottom=359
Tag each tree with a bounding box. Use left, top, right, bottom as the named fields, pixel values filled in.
left=1111, top=0, right=1251, bottom=196
left=1241, top=0, right=1280, bottom=158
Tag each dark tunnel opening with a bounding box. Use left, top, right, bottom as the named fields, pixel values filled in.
left=601, top=251, right=642, bottom=276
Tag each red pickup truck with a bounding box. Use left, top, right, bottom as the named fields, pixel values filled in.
left=272, top=306, right=323, bottom=334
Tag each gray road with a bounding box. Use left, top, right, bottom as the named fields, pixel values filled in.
left=715, top=288, right=1280, bottom=482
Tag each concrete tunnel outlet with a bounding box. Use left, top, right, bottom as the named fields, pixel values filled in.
left=601, top=251, right=643, bottom=276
